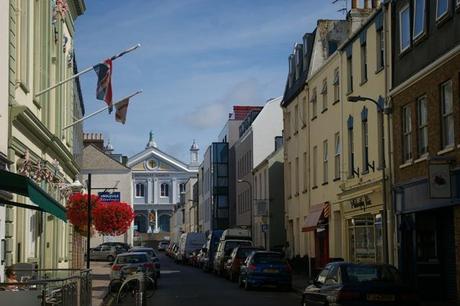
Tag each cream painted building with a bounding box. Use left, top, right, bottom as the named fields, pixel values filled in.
left=337, top=3, right=393, bottom=265
left=4, top=0, right=86, bottom=270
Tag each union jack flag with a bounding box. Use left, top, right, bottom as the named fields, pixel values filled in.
left=93, top=59, right=113, bottom=113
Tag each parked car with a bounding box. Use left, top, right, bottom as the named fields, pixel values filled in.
left=158, top=240, right=170, bottom=251
left=177, top=232, right=207, bottom=264
left=100, top=242, right=130, bottom=252
left=202, top=230, right=223, bottom=272
left=88, top=245, right=120, bottom=262
left=110, top=252, right=157, bottom=287
left=239, top=251, right=292, bottom=291
left=214, top=228, right=252, bottom=275
left=301, top=262, right=419, bottom=306
left=128, top=247, right=161, bottom=278
left=224, top=246, right=262, bottom=281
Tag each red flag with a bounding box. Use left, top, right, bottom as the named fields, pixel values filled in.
left=115, top=98, right=129, bottom=124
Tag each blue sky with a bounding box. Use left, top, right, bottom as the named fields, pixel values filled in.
left=75, top=0, right=343, bottom=162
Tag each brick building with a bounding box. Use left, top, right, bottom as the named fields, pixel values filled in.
left=391, top=0, right=460, bottom=303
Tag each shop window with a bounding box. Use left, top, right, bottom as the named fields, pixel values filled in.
left=135, top=183, right=145, bottom=197
left=417, top=96, right=428, bottom=155
left=348, top=214, right=383, bottom=263
left=441, top=80, right=454, bottom=148
left=413, top=0, right=426, bottom=39
left=399, top=5, right=411, bottom=52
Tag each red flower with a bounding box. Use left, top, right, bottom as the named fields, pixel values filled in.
left=66, top=193, right=101, bottom=236
left=93, top=202, right=134, bottom=236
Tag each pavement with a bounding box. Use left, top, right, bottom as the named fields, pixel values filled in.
left=90, top=261, right=112, bottom=306
left=102, top=252, right=302, bottom=306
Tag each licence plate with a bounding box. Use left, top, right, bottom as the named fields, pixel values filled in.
left=367, top=294, right=395, bottom=302
left=127, top=268, right=137, bottom=274
left=263, top=269, right=279, bottom=273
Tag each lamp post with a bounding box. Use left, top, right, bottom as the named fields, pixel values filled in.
left=237, top=179, right=253, bottom=240
left=347, top=95, right=389, bottom=264
left=86, top=173, right=92, bottom=269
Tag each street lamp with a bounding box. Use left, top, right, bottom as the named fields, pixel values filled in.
left=347, top=95, right=389, bottom=264
left=237, top=179, right=253, bottom=240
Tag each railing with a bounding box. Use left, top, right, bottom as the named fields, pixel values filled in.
left=0, top=268, right=91, bottom=306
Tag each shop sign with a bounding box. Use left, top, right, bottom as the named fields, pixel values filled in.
left=98, top=192, right=121, bottom=202
left=350, top=195, right=371, bottom=209
left=429, top=163, right=451, bottom=199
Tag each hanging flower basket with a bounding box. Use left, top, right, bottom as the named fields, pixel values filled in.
left=67, top=193, right=101, bottom=236
left=93, top=202, right=134, bottom=236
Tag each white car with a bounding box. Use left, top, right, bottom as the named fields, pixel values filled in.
left=110, top=252, right=157, bottom=284
left=158, top=241, right=169, bottom=251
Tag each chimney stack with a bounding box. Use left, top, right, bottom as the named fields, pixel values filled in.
left=352, top=0, right=358, bottom=9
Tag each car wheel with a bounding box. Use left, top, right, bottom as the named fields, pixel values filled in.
left=107, top=255, right=114, bottom=262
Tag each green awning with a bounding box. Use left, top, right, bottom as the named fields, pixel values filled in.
left=0, top=170, right=67, bottom=221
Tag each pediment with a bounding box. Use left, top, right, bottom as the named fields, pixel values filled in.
left=127, top=148, right=194, bottom=173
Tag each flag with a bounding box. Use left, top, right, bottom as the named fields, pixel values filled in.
left=115, top=98, right=129, bottom=124
left=93, top=59, right=113, bottom=113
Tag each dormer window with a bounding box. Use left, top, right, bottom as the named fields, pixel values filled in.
left=288, top=54, right=295, bottom=87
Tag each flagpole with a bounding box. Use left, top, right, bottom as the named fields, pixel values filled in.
left=62, top=90, right=142, bottom=131
left=34, top=44, right=141, bottom=98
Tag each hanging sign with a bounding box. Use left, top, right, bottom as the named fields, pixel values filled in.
left=98, top=192, right=121, bottom=202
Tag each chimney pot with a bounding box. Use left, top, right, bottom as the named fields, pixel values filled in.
left=352, top=0, right=358, bottom=9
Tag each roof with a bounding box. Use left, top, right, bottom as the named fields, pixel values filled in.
left=82, top=144, right=131, bottom=172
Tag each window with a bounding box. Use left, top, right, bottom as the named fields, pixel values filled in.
left=376, top=30, right=384, bottom=70
left=348, top=119, right=355, bottom=177
left=135, top=183, right=145, bottom=197
left=441, top=80, right=454, bottom=148
left=311, top=88, right=317, bottom=119
left=179, top=183, right=186, bottom=194
left=402, top=105, right=412, bottom=162
left=347, top=56, right=353, bottom=93
left=321, top=79, right=328, bottom=111
left=436, top=0, right=449, bottom=20
left=313, top=146, right=318, bottom=187
left=413, top=0, right=426, bottom=39
left=362, top=116, right=369, bottom=172
left=17, top=0, right=30, bottom=90
left=295, top=157, right=299, bottom=195
left=334, top=133, right=341, bottom=179
left=361, top=43, right=368, bottom=83
left=288, top=55, right=294, bottom=87
left=417, top=96, right=428, bottom=155
left=333, top=68, right=340, bottom=102
left=400, top=6, right=411, bottom=52
left=303, top=152, right=308, bottom=191
left=160, top=183, right=169, bottom=197
left=302, top=97, right=307, bottom=126
left=294, top=104, right=299, bottom=132
left=323, top=140, right=328, bottom=183
left=288, top=162, right=292, bottom=198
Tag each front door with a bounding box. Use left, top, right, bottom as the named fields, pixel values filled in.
left=315, top=227, right=329, bottom=269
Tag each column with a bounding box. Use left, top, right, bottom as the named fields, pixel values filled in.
left=154, top=178, right=159, bottom=203
left=172, top=178, right=177, bottom=203
left=154, top=209, right=159, bottom=233
left=147, top=178, right=153, bottom=203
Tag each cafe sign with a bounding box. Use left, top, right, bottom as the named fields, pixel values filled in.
left=349, top=195, right=371, bottom=210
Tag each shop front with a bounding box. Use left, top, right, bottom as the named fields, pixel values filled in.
left=341, top=191, right=384, bottom=264
left=302, top=202, right=330, bottom=270
left=395, top=167, right=459, bottom=302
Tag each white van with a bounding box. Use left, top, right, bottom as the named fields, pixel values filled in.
left=177, top=232, right=206, bottom=263
left=213, top=228, right=252, bottom=275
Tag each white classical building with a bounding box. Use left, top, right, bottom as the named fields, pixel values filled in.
left=128, top=132, right=199, bottom=234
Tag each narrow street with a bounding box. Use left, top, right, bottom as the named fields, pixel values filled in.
left=141, top=253, right=300, bottom=306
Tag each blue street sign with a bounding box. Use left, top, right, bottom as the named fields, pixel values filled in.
left=98, top=192, right=121, bottom=202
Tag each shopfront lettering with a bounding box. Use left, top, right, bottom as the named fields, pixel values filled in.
left=350, top=195, right=371, bottom=209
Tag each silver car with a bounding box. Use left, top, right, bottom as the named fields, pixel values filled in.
left=110, top=252, right=157, bottom=282
left=89, top=245, right=119, bottom=262
left=128, top=247, right=161, bottom=278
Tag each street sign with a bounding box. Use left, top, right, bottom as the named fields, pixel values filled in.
left=261, top=224, right=268, bottom=232
left=98, top=192, right=121, bottom=202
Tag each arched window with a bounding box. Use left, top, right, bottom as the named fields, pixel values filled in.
left=160, top=183, right=169, bottom=197
left=158, top=215, right=171, bottom=232
left=135, top=183, right=145, bottom=197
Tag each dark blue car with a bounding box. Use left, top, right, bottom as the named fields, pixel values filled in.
left=238, top=251, right=292, bottom=291
left=202, top=230, right=224, bottom=272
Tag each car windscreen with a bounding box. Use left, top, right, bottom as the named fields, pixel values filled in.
left=116, top=254, right=148, bottom=264
left=236, top=248, right=258, bottom=259
left=344, top=265, right=400, bottom=283
left=224, top=241, right=251, bottom=255
left=134, top=250, right=155, bottom=257
left=252, top=253, right=284, bottom=264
